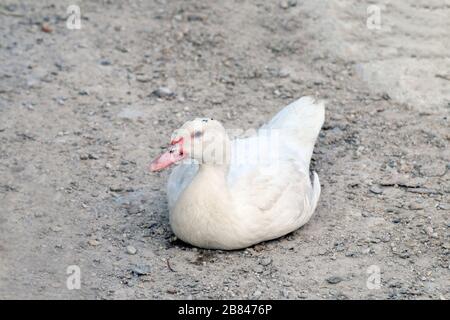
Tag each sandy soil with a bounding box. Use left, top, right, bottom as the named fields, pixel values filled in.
left=0, top=0, right=449, bottom=299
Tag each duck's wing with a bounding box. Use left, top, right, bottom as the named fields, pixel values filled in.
left=228, top=160, right=321, bottom=248
left=227, top=96, right=324, bottom=215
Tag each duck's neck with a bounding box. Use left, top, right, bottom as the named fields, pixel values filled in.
left=197, top=163, right=228, bottom=179
left=172, top=162, right=232, bottom=215
left=190, top=163, right=230, bottom=200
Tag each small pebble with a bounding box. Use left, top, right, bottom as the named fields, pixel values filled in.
left=424, top=226, right=434, bottom=235
left=130, top=264, right=150, bottom=276
left=88, top=239, right=100, bottom=246
left=392, top=217, right=402, bottom=224
left=136, top=76, right=152, bottom=83
left=100, top=59, right=112, bottom=66
left=126, top=245, right=137, bottom=255
left=41, top=23, right=52, bottom=33
left=50, top=226, right=62, bottom=232
left=253, top=265, right=264, bottom=273
left=259, top=257, right=272, bottom=266
left=110, top=185, right=124, bottom=192
left=326, top=276, right=344, bottom=284
left=126, top=204, right=145, bottom=215
left=280, top=0, right=296, bottom=9
left=280, top=1, right=289, bottom=9
left=409, top=203, right=424, bottom=210
left=187, top=14, right=206, bottom=22
left=369, top=185, right=383, bottom=195
left=253, top=290, right=262, bottom=297
left=152, top=87, right=175, bottom=99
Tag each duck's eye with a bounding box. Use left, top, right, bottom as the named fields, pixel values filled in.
left=193, top=131, right=203, bottom=138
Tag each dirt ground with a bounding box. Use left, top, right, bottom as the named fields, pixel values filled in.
left=0, top=0, right=449, bottom=299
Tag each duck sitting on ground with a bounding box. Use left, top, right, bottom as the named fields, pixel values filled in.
left=150, top=96, right=325, bottom=250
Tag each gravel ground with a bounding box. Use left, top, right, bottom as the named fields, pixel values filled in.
left=0, top=0, right=449, bottom=299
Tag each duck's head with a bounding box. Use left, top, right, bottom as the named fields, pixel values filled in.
left=150, top=118, right=230, bottom=172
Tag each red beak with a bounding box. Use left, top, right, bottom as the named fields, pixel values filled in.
left=150, top=139, right=186, bottom=172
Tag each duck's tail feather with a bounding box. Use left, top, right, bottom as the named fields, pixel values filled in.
left=264, top=96, right=325, bottom=169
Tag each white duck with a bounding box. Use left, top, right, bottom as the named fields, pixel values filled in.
left=150, top=96, right=325, bottom=250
